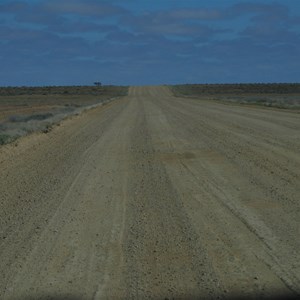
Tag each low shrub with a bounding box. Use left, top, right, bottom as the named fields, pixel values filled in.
left=0, top=134, right=13, bottom=145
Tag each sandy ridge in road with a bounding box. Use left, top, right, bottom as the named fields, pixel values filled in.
left=0, top=86, right=299, bottom=299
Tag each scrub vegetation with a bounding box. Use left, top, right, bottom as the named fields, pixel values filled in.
left=171, top=83, right=300, bottom=109
left=0, top=85, right=128, bottom=145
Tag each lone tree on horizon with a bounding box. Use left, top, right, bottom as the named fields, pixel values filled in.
left=94, top=82, right=102, bottom=87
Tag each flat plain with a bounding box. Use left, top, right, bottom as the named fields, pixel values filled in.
left=0, top=86, right=299, bottom=299
left=0, top=85, right=128, bottom=144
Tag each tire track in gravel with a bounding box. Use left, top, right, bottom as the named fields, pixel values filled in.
left=121, top=95, right=222, bottom=299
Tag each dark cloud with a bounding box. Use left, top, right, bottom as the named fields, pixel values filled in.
left=167, top=8, right=225, bottom=21
left=47, top=21, right=118, bottom=34
left=0, top=0, right=128, bottom=27
left=241, top=24, right=300, bottom=43
left=232, top=2, right=293, bottom=28
left=42, top=0, right=128, bottom=17
left=0, top=1, right=28, bottom=13
left=0, top=26, right=48, bottom=41
left=15, top=11, right=65, bottom=26
left=0, top=1, right=63, bottom=25
left=0, top=25, right=92, bottom=60
left=121, top=11, right=223, bottom=39
left=232, top=2, right=289, bottom=16
left=232, top=2, right=300, bottom=44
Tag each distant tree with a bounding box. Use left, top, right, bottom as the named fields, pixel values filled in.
left=94, top=82, right=102, bottom=86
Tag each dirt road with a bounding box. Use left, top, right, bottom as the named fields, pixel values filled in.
left=0, top=86, right=299, bottom=299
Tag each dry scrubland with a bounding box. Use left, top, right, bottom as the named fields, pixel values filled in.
left=0, top=85, right=128, bottom=144
left=172, top=83, right=300, bottom=109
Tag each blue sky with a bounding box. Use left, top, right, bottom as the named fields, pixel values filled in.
left=0, top=0, right=300, bottom=86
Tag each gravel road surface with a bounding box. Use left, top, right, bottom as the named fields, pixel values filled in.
left=0, top=86, right=299, bottom=299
